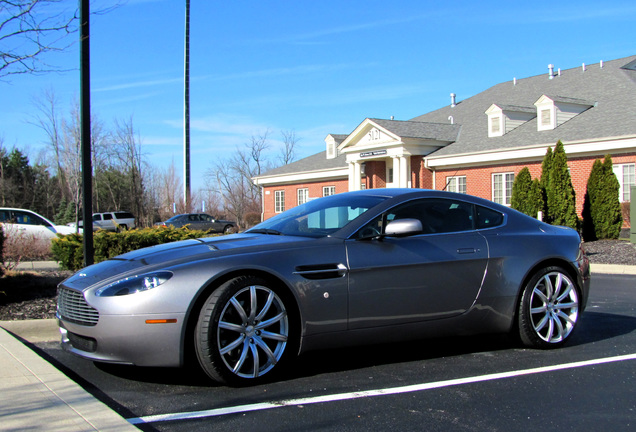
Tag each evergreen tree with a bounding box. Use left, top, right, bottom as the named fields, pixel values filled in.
left=511, top=167, right=543, bottom=218
left=543, top=141, right=578, bottom=229
left=540, top=147, right=554, bottom=223
left=593, top=156, right=622, bottom=239
left=582, top=159, right=603, bottom=241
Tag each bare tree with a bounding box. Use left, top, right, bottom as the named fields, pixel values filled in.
left=30, top=89, right=67, bottom=192
left=279, top=129, right=299, bottom=165
left=146, top=160, right=184, bottom=222
left=206, top=129, right=300, bottom=228
left=109, top=116, right=146, bottom=221
left=0, top=0, right=78, bottom=77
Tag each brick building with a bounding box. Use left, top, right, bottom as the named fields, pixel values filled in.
left=254, top=56, right=636, bottom=222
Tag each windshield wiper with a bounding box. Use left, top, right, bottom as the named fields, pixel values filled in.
left=248, top=228, right=283, bottom=235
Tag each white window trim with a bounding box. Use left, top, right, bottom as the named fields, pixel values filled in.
left=446, top=175, right=467, bottom=194
left=275, top=190, right=285, bottom=213
left=492, top=172, right=514, bottom=206
left=297, top=188, right=309, bottom=206
left=323, top=186, right=336, bottom=197
left=613, top=163, right=635, bottom=202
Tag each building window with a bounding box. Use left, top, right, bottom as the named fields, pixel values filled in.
left=490, top=116, right=501, bottom=135
left=323, top=186, right=336, bottom=197
left=297, top=188, right=309, bottom=206
left=540, top=108, right=552, bottom=128
left=613, top=163, right=636, bottom=202
left=388, top=167, right=394, bottom=184
left=446, top=176, right=467, bottom=194
left=275, top=190, right=285, bottom=213
left=492, top=172, right=514, bottom=206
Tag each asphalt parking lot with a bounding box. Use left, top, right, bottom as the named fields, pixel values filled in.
left=33, top=273, right=636, bottom=432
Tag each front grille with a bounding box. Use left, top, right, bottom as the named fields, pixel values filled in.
left=57, top=287, right=99, bottom=326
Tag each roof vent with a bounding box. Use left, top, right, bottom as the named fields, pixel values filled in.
left=450, top=93, right=457, bottom=107
left=548, top=64, right=555, bottom=79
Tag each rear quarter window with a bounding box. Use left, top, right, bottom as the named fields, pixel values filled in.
left=476, top=205, right=504, bottom=229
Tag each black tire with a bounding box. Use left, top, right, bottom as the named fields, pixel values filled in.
left=518, top=266, right=580, bottom=349
left=223, top=225, right=235, bottom=234
left=195, top=276, right=295, bottom=385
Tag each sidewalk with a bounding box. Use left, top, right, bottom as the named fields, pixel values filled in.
left=0, top=320, right=138, bottom=431
left=0, top=262, right=634, bottom=431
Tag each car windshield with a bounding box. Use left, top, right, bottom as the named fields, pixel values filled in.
left=247, top=194, right=388, bottom=238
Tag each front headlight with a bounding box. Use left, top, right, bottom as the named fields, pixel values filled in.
left=95, top=271, right=173, bottom=297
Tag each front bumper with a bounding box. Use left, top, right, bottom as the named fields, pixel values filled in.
left=58, top=312, right=186, bottom=367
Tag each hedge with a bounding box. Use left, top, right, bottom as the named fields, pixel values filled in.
left=51, top=226, right=218, bottom=271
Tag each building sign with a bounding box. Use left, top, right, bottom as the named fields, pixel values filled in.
left=360, top=150, right=387, bottom=158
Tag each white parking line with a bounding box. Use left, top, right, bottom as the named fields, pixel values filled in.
left=127, top=353, right=636, bottom=425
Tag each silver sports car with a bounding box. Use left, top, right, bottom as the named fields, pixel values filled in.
left=57, top=189, right=590, bottom=385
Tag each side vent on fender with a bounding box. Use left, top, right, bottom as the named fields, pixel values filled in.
left=293, top=263, right=348, bottom=280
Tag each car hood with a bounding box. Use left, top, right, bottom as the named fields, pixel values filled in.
left=62, top=234, right=315, bottom=290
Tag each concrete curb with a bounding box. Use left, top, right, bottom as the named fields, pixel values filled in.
left=0, top=321, right=137, bottom=431
left=590, top=263, right=636, bottom=275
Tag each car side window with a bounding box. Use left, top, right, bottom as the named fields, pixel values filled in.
left=354, top=198, right=475, bottom=239
left=0, top=209, right=11, bottom=222
left=103, top=213, right=113, bottom=221
left=14, top=211, right=49, bottom=227
left=475, top=205, right=505, bottom=229
left=388, top=198, right=474, bottom=234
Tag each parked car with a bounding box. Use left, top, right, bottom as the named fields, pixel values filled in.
left=0, top=207, right=78, bottom=242
left=158, top=213, right=236, bottom=233
left=57, top=189, right=590, bottom=385
left=74, top=211, right=136, bottom=232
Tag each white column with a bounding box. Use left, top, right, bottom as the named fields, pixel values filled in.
left=392, top=157, right=400, bottom=188
left=399, top=156, right=409, bottom=188
left=348, top=162, right=362, bottom=191
left=353, top=162, right=361, bottom=191
left=348, top=162, right=355, bottom=191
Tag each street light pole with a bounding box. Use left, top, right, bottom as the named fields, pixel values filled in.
left=183, top=0, right=191, bottom=211
left=80, top=0, right=94, bottom=266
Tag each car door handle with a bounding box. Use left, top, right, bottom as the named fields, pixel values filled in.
left=457, top=248, right=478, bottom=254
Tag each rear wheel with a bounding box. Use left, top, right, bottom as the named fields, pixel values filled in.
left=195, top=276, right=295, bottom=385
left=518, top=266, right=580, bottom=348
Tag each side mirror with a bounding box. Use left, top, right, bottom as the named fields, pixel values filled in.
left=384, top=218, right=423, bottom=237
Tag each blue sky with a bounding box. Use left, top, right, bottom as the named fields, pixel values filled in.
left=2, top=0, right=636, bottom=193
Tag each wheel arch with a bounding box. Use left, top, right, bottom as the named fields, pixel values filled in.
left=510, top=257, right=582, bottom=333
left=180, top=268, right=302, bottom=367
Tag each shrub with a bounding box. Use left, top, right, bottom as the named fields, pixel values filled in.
left=511, top=167, right=543, bottom=218
left=1, top=226, right=53, bottom=271
left=52, top=226, right=217, bottom=271
left=542, top=141, right=578, bottom=229
left=583, top=155, right=622, bottom=240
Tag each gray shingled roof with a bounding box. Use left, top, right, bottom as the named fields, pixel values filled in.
left=257, top=151, right=347, bottom=177
left=258, top=55, right=636, bottom=178
left=415, top=55, right=636, bottom=158
left=368, top=118, right=461, bottom=142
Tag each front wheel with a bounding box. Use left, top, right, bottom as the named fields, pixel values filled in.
left=223, top=225, right=235, bottom=234
left=195, top=276, right=295, bottom=385
left=517, top=266, right=580, bottom=349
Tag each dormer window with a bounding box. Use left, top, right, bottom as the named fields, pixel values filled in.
left=324, top=134, right=346, bottom=160
left=490, top=116, right=501, bottom=136
left=540, top=108, right=553, bottom=129
left=534, top=95, right=594, bottom=131
left=485, top=104, right=535, bottom=137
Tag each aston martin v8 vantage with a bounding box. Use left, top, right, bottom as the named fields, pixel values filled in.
left=57, top=189, right=590, bottom=385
